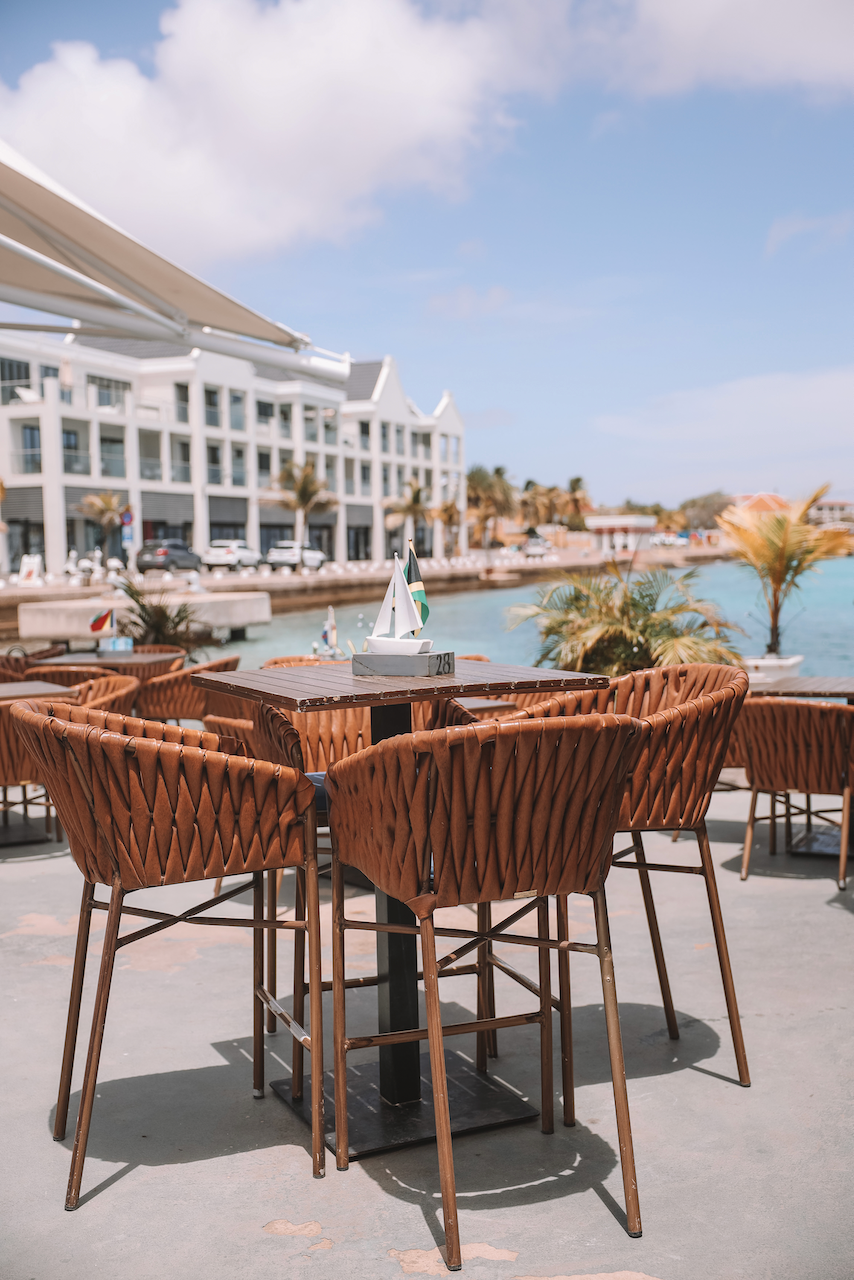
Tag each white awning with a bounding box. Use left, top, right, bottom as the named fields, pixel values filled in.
left=0, top=141, right=348, bottom=382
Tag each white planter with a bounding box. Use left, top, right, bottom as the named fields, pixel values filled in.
left=741, top=654, right=804, bottom=684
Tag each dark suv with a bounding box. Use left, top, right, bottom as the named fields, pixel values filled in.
left=136, top=539, right=202, bottom=572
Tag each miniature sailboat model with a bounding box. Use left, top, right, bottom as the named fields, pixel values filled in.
left=366, top=554, right=433, bottom=654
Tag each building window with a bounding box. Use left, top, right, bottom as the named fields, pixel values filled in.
left=381, top=422, right=390, bottom=453
left=397, top=465, right=405, bottom=495
left=325, top=455, right=337, bottom=491
left=1, top=357, right=30, bottom=405
left=138, top=429, right=162, bottom=481
left=175, top=382, right=189, bottom=424
left=207, top=443, right=222, bottom=484
left=323, top=408, right=338, bottom=446
left=171, top=437, right=191, bottom=483
left=257, top=400, right=276, bottom=428
left=204, top=386, right=220, bottom=427
left=232, top=444, right=246, bottom=486
left=440, top=434, right=448, bottom=463
left=360, top=461, right=371, bottom=496
left=424, top=468, right=432, bottom=499
left=421, top=432, right=432, bottom=459
left=260, top=523, right=294, bottom=555
left=451, top=436, right=460, bottom=465
left=88, top=375, right=130, bottom=409
left=347, top=526, right=372, bottom=561
left=279, top=404, right=292, bottom=438
left=344, top=457, right=355, bottom=496
left=395, top=425, right=404, bottom=455
left=278, top=447, right=294, bottom=476
left=230, top=391, right=246, bottom=430
left=304, top=405, right=318, bottom=443
left=15, top=422, right=42, bottom=474
left=62, top=422, right=90, bottom=475
left=258, top=448, right=271, bottom=487
left=100, top=432, right=125, bottom=478
left=411, top=430, right=418, bottom=457
left=382, top=464, right=390, bottom=497
left=411, top=467, right=420, bottom=484
left=360, top=420, right=371, bottom=451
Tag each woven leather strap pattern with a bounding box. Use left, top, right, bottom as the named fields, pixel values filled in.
left=739, top=696, right=853, bottom=795
left=11, top=700, right=315, bottom=890
left=325, top=715, right=643, bottom=911
left=136, top=655, right=240, bottom=721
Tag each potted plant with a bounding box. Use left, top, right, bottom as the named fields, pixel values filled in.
left=715, top=484, right=851, bottom=681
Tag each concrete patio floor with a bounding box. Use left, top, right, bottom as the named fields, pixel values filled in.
left=1, top=781, right=851, bottom=1280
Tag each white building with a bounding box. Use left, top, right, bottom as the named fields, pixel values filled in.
left=0, top=332, right=466, bottom=574
left=585, top=513, right=657, bottom=554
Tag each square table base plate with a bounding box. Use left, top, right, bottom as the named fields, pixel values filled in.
left=270, top=1048, right=539, bottom=1160
left=790, top=828, right=848, bottom=857
left=0, top=814, right=52, bottom=847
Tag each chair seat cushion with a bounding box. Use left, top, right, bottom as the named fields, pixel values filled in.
left=307, top=772, right=329, bottom=815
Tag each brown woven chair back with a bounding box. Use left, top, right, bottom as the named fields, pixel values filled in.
left=135, top=654, right=240, bottom=721
left=11, top=700, right=314, bottom=890
left=74, top=676, right=140, bottom=716
left=325, top=714, right=643, bottom=912
left=25, top=664, right=117, bottom=687
left=0, top=644, right=65, bottom=677
left=739, top=697, right=853, bottom=796
left=500, top=663, right=748, bottom=831
left=0, top=699, right=45, bottom=786
left=132, top=644, right=187, bottom=656
left=457, top=653, right=491, bottom=662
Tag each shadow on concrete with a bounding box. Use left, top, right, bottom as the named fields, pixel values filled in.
left=719, top=825, right=845, bottom=883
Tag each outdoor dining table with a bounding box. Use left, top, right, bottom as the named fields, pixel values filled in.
left=30, top=651, right=177, bottom=669
left=750, top=676, right=854, bottom=705
left=0, top=680, right=74, bottom=700
left=192, top=658, right=610, bottom=1155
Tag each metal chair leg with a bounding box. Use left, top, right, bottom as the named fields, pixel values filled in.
left=784, top=793, right=792, bottom=850
left=475, top=903, right=490, bottom=1071
left=696, top=823, right=750, bottom=1086
left=420, top=912, right=461, bottom=1271
left=537, top=898, right=554, bottom=1134
left=253, top=872, right=264, bottom=1098
left=266, top=869, right=278, bottom=1034
left=555, top=894, right=575, bottom=1126
left=591, top=885, right=641, bottom=1238
left=741, top=790, right=759, bottom=880
left=838, top=786, right=850, bottom=890
left=633, top=832, right=679, bottom=1041
left=331, top=855, right=349, bottom=1171
left=292, top=867, right=307, bottom=1099
left=54, top=881, right=95, bottom=1142
left=65, top=876, right=124, bottom=1211
left=769, top=793, right=777, bottom=855
left=304, top=837, right=325, bottom=1177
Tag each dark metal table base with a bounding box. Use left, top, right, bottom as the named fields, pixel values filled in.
left=790, top=829, right=848, bottom=857
left=271, top=1048, right=538, bottom=1160
left=0, top=814, right=51, bottom=847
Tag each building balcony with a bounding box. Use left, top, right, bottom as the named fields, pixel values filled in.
left=100, top=456, right=126, bottom=478
left=171, top=462, right=192, bottom=483
left=11, top=449, right=41, bottom=474
left=207, top=465, right=223, bottom=485
left=139, top=458, right=163, bottom=481
left=63, top=451, right=91, bottom=476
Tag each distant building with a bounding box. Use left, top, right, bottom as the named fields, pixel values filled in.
left=585, top=513, right=657, bottom=553
left=0, top=334, right=465, bottom=574
left=809, top=496, right=854, bottom=526
left=732, top=492, right=788, bottom=513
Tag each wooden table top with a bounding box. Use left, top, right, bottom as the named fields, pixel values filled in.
left=31, top=651, right=182, bottom=668
left=751, top=676, right=854, bottom=700
left=192, top=659, right=608, bottom=713
left=0, top=680, right=74, bottom=700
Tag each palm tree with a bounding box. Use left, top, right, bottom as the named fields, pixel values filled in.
left=466, top=465, right=517, bottom=549
left=384, top=482, right=430, bottom=552
left=566, top=476, right=588, bottom=531
left=270, top=460, right=337, bottom=546
left=716, top=484, right=852, bottom=654
left=75, top=491, right=131, bottom=551
left=435, top=498, right=461, bottom=554
left=508, top=563, right=742, bottom=676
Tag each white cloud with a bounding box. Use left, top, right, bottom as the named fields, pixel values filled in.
left=766, top=210, right=854, bottom=256
left=1, top=1, right=854, bottom=267
left=428, top=284, right=510, bottom=318
left=591, top=365, right=854, bottom=503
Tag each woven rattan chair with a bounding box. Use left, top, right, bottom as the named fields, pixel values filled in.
left=326, top=714, right=645, bottom=1268
left=501, top=663, right=751, bottom=1095
left=739, top=697, right=851, bottom=889
left=135, top=655, right=240, bottom=721
left=73, top=676, right=140, bottom=716
left=0, top=643, right=65, bottom=676
left=25, top=664, right=118, bottom=686
left=262, top=654, right=324, bottom=668
left=0, top=697, right=61, bottom=834
left=12, top=699, right=324, bottom=1209
left=119, top=646, right=186, bottom=683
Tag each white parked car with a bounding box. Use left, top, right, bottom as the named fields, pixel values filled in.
left=266, top=540, right=327, bottom=570
left=202, top=539, right=262, bottom=569
left=524, top=535, right=551, bottom=558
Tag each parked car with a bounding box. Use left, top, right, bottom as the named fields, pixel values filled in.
left=202, top=539, right=262, bottom=570
left=524, top=535, right=551, bottom=558
left=136, top=539, right=202, bottom=572
left=266, top=540, right=327, bottom=570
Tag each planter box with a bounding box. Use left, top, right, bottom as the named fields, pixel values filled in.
left=741, top=654, right=804, bottom=684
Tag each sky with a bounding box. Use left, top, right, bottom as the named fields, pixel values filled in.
left=1, top=0, right=853, bottom=507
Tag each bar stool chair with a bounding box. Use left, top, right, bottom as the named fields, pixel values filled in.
left=11, top=699, right=324, bottom=1209
left=501, top=663, right=751, bottom=1102
left=325, top=714, right=645, bottom=1270
left=739, top=696, right=852, bottom=890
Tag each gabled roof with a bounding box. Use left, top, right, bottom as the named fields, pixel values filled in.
left=736, top=492, right=788, bottom=513
left=345, top=360, right=383, bottom=402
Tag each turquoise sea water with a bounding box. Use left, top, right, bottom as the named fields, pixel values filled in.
left=230, top=558, right=854, bottom=676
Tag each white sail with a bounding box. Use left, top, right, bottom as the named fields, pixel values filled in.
left=393, top=555, right=422, bottom=638
left=326, top=605, right=337, bottom=649
left=371, top=573, right=395, bottom=638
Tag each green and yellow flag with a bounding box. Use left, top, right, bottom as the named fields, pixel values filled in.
left=404, top=540, right=429, bottom=635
